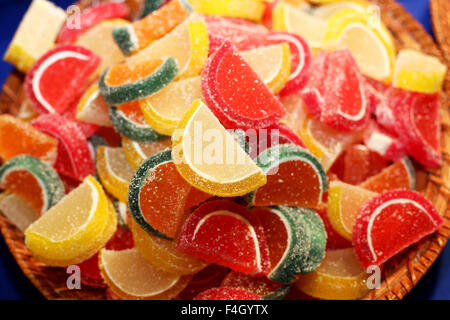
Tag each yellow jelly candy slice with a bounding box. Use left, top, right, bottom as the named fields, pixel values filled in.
left=313, top=0, right=369, bottom=19
left=122, top=136, right=172, bottom=170
left=25, top=176, right=115, bottom=266
left=3, top=0, right=66, bottom=73
left=296, top=248, right=371, bottom=300
left=131, top=219, right=208, bottom=275
left=75, top=19, right=129, bottom=73
left=327, top=181, right=377, bottom=240
left=140, top=76, right=203, bottom=136
left=99, top=248, right=192, bottom=300
left=393, top=49, right=447, bottom=93
left=96, top=146, right=135, bottom=203
left=189, top=0, right=265, bottom=21
left=172, top=100, right=266, bottom=197
left=76, top=82, right=112, bottom=127
left=242, top=43, right=291, bottom=94
left=132, top=15, right=209, bottom=80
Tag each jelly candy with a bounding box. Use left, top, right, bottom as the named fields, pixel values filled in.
left=25, top=176, right=116, bottom=266
left=96, top=146, right=135, bottom=203
left=139, top=0, right=168, bottom=18
left=0, top=114, right=58, bottom=165
left=189, top=0, right=265, bottom=22
left=295, top=248, right=371, bottom=300
left=129, top=150, right=191, bottom=240
left=301, top=50, right=369, bottom=131
left=364, top=121, right=406, bottom=162
left=387, top=87, right=442, bottom=167
left=99, top=57, right=178, bottom=106
left=353, top=189, right=443, bottom=268
left=31, top=114, right=95, bottom=181
left=25, top=44, right=100, bottom=115
left=315, top=207, right=352, bottom=250
left=221, top=271, right=291, bottom=300
left=112, top=0, right=191, bottom=55
left=359, top=158, right=416, bottom=193
left=57, top=2, right=130, bottom=44
left=172, top=100, right=266, bottom=197
left=177, top=200, right=270, bottom=275
left=184, top=187, right=214, bottom=210
left=121, top=136, right=171, bottom=170
left=4, top=0, right=66, bottom=73
left=76, top=82, right=112, bottom=127
left=0, top=155, right=64, bottom=216
left=327, top=181, right=377, bottom=240
left=99, top=248, right=192, bottom=300
left=194, top=287, right=263, bottom=300
left=202, top=41, right=286, bottom=129
left=0, top=192, right=38, bottom=233
left=63, top=98, right=99, bottom=139
left=109, top=101, right=168, bottom=143
left=247, top=144, right=327, bottom=208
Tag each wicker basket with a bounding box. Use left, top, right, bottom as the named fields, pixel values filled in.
left=0, top=0, right=449, bottom=300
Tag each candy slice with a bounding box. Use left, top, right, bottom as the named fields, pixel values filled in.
left=221, top=271, right=291, bottom=300
left=139, top=0, right=168, bottom=18
left=113, top=0, right=191, bottom=55
left=109, top=101, right=168, bottom=142
left=4, top=0, right=66, bottom=73
left=75, top=19, right=129, bottom=73
left=393, top=49, right=447, bottom=94
left=359, top=158, right=416, bottom=193
left=76, top=82, right=112, bottom=127
left=0, top=115, right=58, bottom=164
left=364, top=121, right=406, bottom=162
left=0, top=192, right=38, bottom=233
left=0, top=155, right=64, bottom=216
left=241, top=43, right=291, bottom=94
left=131, top=16, right=209, bottom=80
left=202, top=41, right=286, bottom=129
left=176, top=264, right=229, bottom=299
left=313, top=1, right=368, bottom=19
left=96, top=146, right=135, bottom=203
left=353, top=190, right=443, bottom=268
left=129, top=150, right=191, bottom=240
left=122, top=136, right=171, bottom=170
left=172, top=100, right=266, bottom=197
left=131, top=218, right=208, bottom=275
left=31, top=114, right=95, bottom=181
left=194, top=287, right=263, bottom=300
left=247, top=144, right=327, bottom=208
left=177, top=200, right=270, bottom=275
left=63, top=100, right=99, bottom=139
left=301, top=50, right=369, bottom=131
left=316, top=207, right=352, bottom=250
left=295, top=248, right=371, bottom=300
left=140, top=76, right=203, bottom=136
left=387, top=87, right=441, bottom=167
left=99, top=57, right=178, bottom=106
left=184, top=187, right=214, bottom=210
left=190, top=0, right=265, bottom=21
left=327, top=181, right=377, bottom=241
left=25, top=44, right=100, bottom=115
left=99, top=248, right=191, bottom=300
left=25, top=176, right=116, bottom=266
left=57, top=2, right=130, bottom=44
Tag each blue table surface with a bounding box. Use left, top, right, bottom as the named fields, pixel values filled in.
left=0, top=0, right=448, bottom=300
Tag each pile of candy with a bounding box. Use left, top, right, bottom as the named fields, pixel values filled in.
left=1, top=0, right=447, bottom=300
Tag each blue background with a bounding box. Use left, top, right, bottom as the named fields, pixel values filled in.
left=0, top=0, right=448, bottom=300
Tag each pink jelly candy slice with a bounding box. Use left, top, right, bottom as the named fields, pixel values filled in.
left=387, top=87, right=442, bottom=167
left=202, top=40, right=286, bottom=129
left=194, top=287, right=263, bottom=300
left=353, top=189, right=443, bottom=268
left=25, top=44, right=100, bottom=115
left=177, top=199, right=270, bottom=275
left=301, top=50, right=369, bottom=131
left=57, top=2, right=130, bottom=43
left=31, top=114, right=95, bottom=181
left=364, top=120, right=406, bottom=162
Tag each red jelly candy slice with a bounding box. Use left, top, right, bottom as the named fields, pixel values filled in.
left=177, top=199, right=270, bottom=275
left=353, top=189, right=443, bottom=268
left=57, top=2, right=130, bottom=43
left=31, top=114, right=95, bottom=181
left=316, top=207, right=352, bottom=250
left=194, top=287, right=263, bottom=300
left=301, top=50, right=369, bottom=131
left=364, top=121, right=406, bottom=162
left=202, top=41, right=286, bottom=129
left=25, top=44, right=100, bottom=115
left=387, top=87, right=442, bottom=167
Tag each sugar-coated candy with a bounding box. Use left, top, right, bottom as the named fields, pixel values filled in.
left=139, top=0, right=168, bottom=18
left=353, top=190, right=443, bottom=268
left=76, top=82, right=112, bottom=127
left=315, top=207, right=352, bottom=250
left=121, top=136, right=172, bottom=170
left=25, top=44, right=100, bottom=115
left=194, top=287, right=263, bottom=300
left=190, top=0, right=265, bottom=22
left=364, top=121, right=407, bottom=162
left=0, top=192, right=38, bottom=233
